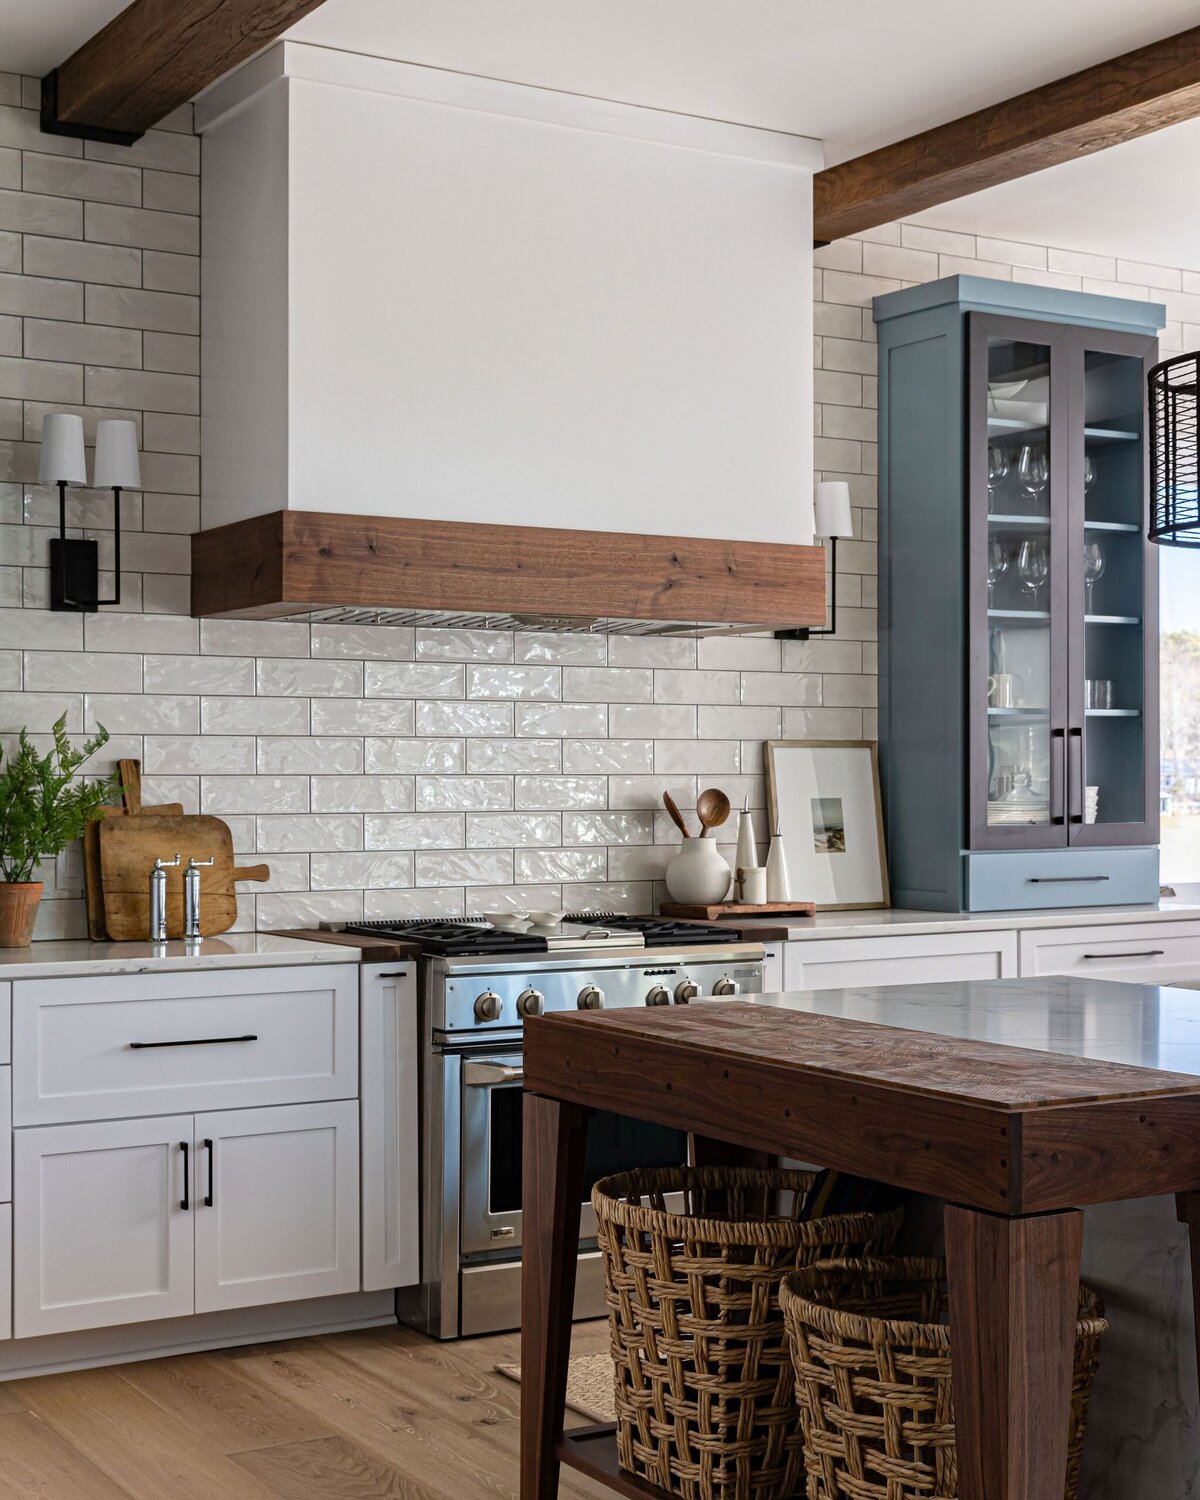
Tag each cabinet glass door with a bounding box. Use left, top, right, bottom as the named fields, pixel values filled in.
left=969, top=315, right=1069, bottom=849
left=1069, top=328, right=1158, bottom=846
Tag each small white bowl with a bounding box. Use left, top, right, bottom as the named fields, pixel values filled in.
left=486, top=912, right=528, bottom=931
left=528, top=910, right=565, bottom=928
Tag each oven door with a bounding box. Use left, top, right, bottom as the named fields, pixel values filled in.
left=459, top=1053, right=687, bottom=1259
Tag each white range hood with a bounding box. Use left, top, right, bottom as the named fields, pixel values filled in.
left=193, top=43, right=826, bottom=630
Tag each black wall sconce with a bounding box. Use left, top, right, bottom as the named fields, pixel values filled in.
left=777, top=480, right=855, bottom=640
left=39, top=413, right=139, bottom=611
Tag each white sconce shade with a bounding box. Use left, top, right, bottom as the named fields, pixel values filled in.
left=38, top=413, right=87, bottom=486
left=814, top=480, right=854, bottom=540
left=93, top=419, right=141, bottom=489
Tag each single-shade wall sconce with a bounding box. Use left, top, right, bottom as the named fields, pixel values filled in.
left=778, top=480, right=855, bottom=640
left=41, top=413, right=139, bottom=611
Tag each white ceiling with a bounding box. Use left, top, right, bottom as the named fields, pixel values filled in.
left=7, top=0, right=1200, bottom=268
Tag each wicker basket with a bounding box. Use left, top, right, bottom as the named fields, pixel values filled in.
left=780, top=1258, right=1108, bottom=1500
left=592, top=1166, right=904, bottom=1500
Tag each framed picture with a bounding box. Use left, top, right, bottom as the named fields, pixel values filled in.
left=763, top=740, right=889, bottom=910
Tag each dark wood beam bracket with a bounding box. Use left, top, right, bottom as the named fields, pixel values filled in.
left=39, top=0, right=329, bottom=145
left=814, top=24, right=1200, bottom=244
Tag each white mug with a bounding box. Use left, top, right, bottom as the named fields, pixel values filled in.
left=987, top=673, right=1021, bottom=709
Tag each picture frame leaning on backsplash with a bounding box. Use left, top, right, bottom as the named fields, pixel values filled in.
left=764, top=740, right=890, bottom=911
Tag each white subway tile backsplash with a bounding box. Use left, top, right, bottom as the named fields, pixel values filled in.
left=87, top=613, right=197, bottom=653
left=654, top=739, right=740, bottom=774
left=515, top=776, right=607, bottom=810
left=311, top=775, right=414, bottom=813
left=467, top=738, right=561, bottom=773
left=416, top=700, right=511, bottom=737
left=515, top=702, right=606, bottom=738
left=256, top=815, right=361, bottom=853
left=312, top=623, right=414, bottom=660
left=311, top=698, right=412, bottom=735
left=468, top=664, right=561, bottom=700
left=563, top=811, right=653, bottom=846
left=201, top=619, right=309, bottom=658
left=258, top=658, right=363, bottom=698
left=561, top=666, right=652, bottom=703
left=310, top=852, right=414, bottom=890
left=365, top=814, right=463, bottom=850
left=24, top=650, right=141, bottom=693
left=143, top=735, right=255, bottom=774
left=256, top=737, right=362, bottom=774
left=416, top=628, right=513, bottom=662
left=201, top=776, right=308, bottom=814
left=417, top=850, right=513, bottom=886
left=365, top=661, right=462, bottom=698
left=365, top=738, right=464, bottom=774
left=144, top=654, right=253, bottom=694
left=514, top=848, right=605, bottom=884
left=87, top=692, right=197, bottom=734
left=467, top=813, right=560, bottom=848
left=609, top=703, right=696, bottom=739
left=607, top=636, right=696, bottom=669
left=514, top=631, right=606, bottom=664
left=562, top=739, right=653, bottom=774
left=417, top=776, right=511, bottom=810
left=654, top=669, right=738, bottom=705
left=204, top=696, right=309, bottom=735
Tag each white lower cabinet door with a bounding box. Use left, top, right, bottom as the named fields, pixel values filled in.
left=360, top=965, right=420, bottom=1292
left=13, top=1115, right=195, bottom=1338
left=193, top=1100, right=360, bottom=1315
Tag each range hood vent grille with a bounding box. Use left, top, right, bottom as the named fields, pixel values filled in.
left=279, top=606, right=767, bottom=637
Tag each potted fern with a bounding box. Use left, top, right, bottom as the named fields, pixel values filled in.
left=0, top=716, right=121, bottom=947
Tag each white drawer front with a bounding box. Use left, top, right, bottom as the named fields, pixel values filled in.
left=1018, top=922, right=1200, bottom=982
left=0, top=1204, right=11, bottom=1342
left=784, top=932, right=1018, bottom=991
left=13, top=964, right=359, bottom=1126
left=0, top=1069, right=10, bottom=1202
left=0, top=983, right=10, bottom=1065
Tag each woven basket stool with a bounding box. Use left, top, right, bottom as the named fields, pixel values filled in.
left=780, top=1257, right=1107, bottom=1500
left=592, top=1166, right=904, bottom=1500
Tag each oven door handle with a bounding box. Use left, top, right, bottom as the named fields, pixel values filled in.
left=462, top=1059, right=525, bottom=1087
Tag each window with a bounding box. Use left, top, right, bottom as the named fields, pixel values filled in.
left=1160, top=547, right=1200, bottom=883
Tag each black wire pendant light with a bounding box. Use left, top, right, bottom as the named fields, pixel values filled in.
left=1149, top=352, right=1200, bottom=546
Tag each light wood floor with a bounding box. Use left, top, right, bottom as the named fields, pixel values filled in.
left=0, top=1319, right=617, bottom=1500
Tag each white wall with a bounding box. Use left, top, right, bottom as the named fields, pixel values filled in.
left=200, top=45, right=818, bottom=545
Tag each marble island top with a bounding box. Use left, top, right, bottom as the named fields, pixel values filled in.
left=754, top=900, right=1200, bottom=940
left=764, top=974, right=1200, bottom=1079
left=0, top=933, right=354, bottom=980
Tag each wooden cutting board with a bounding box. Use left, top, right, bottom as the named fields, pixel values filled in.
left=83, top=759, right=185, bottom=941
left=99, top=813, right=269, bottom=941
left=660, top=900, right=817, bottom=919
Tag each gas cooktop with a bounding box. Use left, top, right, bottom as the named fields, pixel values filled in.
left=337, top=913, right=746, bottom=956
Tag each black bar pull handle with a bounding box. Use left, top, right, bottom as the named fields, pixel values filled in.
left=204, top=1138, right=214, bottom=1207
left=1029, top=875, right=1110, bottom=884
left=1081, top=950, right=1164, bottom=960
left=1068, top=728, right=1084, bottom=822
left=180, top=1141, right=189, bottom=1211
left=130, top=1034, right=258, bottom=1050
left=1049, top=728, right=1066, bottom=823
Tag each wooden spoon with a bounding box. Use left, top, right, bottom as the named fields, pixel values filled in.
left=696, top=787, right=731, bottom=838
left=663, top=791, right=691, bottom=839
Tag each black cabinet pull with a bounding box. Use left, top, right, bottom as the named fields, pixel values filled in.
left=1049, top=728, right=1066, bottom=824
left=130, top=1034, right=258, bottom=1050
left=180, top=1141, right=189, bottom=1211
left=204, top=1138, right=214, bottom=1207
left=1081, top=950, right=1165, bottom=960
left=1028, top=875, right=1110, bottom=883
left=1068, top=727, right=1084, bottom=822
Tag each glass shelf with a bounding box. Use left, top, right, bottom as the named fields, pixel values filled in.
left=1084, top=520, right=1139, bottom=533
left=988, top=608, right=1050, bottom=622
left=987, top=708, right=1049, bottom=721
left=1085, top=708, right=1141, bottom=717
left=1084, top=614, right=1141, bottom=625
left=988, top=513, right=1051, bottom=527
left=988, top=417, right=1139, bottom=442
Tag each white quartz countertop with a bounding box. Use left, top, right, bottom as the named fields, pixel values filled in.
left=765, top=901, right=1200, bottom=940
left=0, top=933, right=354, bottom=981
left=760, top=975, right=1200, bottom=1076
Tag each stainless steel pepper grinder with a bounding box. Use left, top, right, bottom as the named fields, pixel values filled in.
left=149, top=854, right=181, bottom=941
left=184, top=856, right=215, bottom=939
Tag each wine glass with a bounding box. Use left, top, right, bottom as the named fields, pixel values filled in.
left=1016, top=444, right=1049, bottom=514
left=1083, top=454, right=1097, bottom=493
left=1017, top=539, right=1049, bottom=608
left=1084, top=540, right=1105, bottom=615
left=986, top=538, right=1009, bottom=607
left=988, top=445, right=1010, bottom=502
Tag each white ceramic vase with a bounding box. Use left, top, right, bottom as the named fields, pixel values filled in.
left=665, top=838, right=732, bottom=905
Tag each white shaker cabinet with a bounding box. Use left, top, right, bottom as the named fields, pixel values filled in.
left=193, top=1100, right=360, bottom=1315
left=360, top=964, right=420, bottom=1293
left=13, top=1115, right=195, bottom=1338
left=783, top=931, right=1018, bottom=991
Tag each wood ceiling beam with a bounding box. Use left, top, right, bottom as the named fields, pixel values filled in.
left=41, top=0, right=328, bottom=144
left=813, top=25, right=1200, bottom=244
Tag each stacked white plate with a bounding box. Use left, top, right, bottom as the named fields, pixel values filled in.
left=988, top=800, right=1049, bottom=826
left=1085, top=786, right=1099, bottom=825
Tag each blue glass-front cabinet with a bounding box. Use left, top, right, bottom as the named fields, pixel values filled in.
left=874, top=277, right=1165, bottom=911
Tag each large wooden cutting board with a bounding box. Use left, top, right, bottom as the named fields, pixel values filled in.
left=99, top=813, right=269, bottom=940
left=83, top=759, right=184, bottom=940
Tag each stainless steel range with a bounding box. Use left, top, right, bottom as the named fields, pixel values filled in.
left=340, top=914, right=765, bottom=1340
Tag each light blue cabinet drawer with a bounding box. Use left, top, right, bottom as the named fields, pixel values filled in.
left=963, top=847, right=1160, bottom=912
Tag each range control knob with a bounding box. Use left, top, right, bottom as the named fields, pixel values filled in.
left=577, top=985, right=605, bottom=1010
left=517, top=988, right=544, bottom=1018
left=675, top=980, right=701, bottom=1003
left=474, top=990, right=503, bottom=1022
left=645, top=985, right=671, bottom=1007
left=713, top=978, right=740, bottom=997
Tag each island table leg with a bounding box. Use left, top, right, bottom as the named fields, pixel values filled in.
left=1175, top=1191, right=1200, bottom=1390
left=521, top=1092, right=589, bottom=1500
left=945, top=1204, right=1083, bottom=1500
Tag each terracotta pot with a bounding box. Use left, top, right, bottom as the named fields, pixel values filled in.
left=0, top=882, right=42, bottom=948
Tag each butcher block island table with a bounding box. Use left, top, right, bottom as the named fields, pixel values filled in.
left=520, top=977, right=1200, bottom=1500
